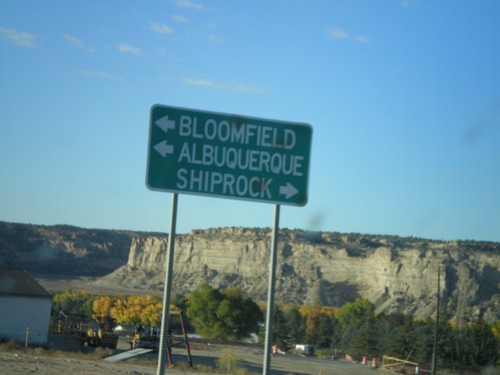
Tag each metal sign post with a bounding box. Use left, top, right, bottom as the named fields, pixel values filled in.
left=156, top=193, right=178, bottom=375
left=263, top=204, right=280, bottom=375
left=146, top=105, right=312, bottom=374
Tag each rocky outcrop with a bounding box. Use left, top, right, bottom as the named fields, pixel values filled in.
left=1, top=222, right=499, bottom=322
left=105, top=227, right=500, bottom=323
left=0, top=222, right=138, bottom=276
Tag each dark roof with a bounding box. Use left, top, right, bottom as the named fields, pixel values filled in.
left=0, top=268, right=52, bottom=298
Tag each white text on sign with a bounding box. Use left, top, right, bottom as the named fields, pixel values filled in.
left=179, top=116, right=296, bottom=149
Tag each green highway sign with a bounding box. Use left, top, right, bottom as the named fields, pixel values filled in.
left=146, top=104, right=312, bottom=206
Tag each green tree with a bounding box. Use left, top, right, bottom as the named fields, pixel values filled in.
left=462, top=320, right=499, bottom=368
left=436, top=317, right=459, bottom=368
left=171, top=293, right=188, bottom=311
left=492, top=320, right=500, bottom=339
left=271, top=305, right=291, bottom=350
left=283, top=305, right=305, bottom=345
left=187, top=283, right=224, bottom=337
left=412, top=318, right=434, bottom=365
left=302, top=301, right=334, bottom=347
left=258, top=304, right=290, bottom=350
left=219, top=287, right=262, bottom=339
left=317, top=313, right=334, bottom=348
left=335, top=298, right=378, bottom=356
left=336, top=298, right=376, bottom=326
left=187, top=283, right=262, bottom=340
left=347, top=319, right=378, bottom=356
left=52, top=290, right=94, bottom=320
left=305, top=301, right=322, bottom=345
left=382, top=313, right=418, bottom=359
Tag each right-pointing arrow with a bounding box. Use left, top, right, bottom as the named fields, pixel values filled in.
left=155, top=115, right=175, bottom=133
left=280, top=183, right=299, bottom=199
left=153, top=140, right=174, bottom=157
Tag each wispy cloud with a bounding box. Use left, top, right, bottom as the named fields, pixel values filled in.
left=182, top=78, right=268, bottom=94
left=328, top=27, right=349, bottom=40
left=327, top=27, right=372, bottom=44
left=63, top=34, right=95, bottom=52
left=78, top=70, right=114, bottom=79
left=118, top=43, right=141, bottom=55
left=149, top=22, right=174, bottom=34
left=176, top=0, right=206, bottom=11
left=0, top=27, right=37, bottom=48
left=172, top=14, right=188, bottom=23
left=206, top=33, right=222, bottom=42
left=355, top=35, right=372, bottom=44
left=400, top=0, right=422, bottom=8
left=156, top=48, right=168, bottom=56
left=199, top=21, right=221, bottom=42
left=64, top=34, right=83, bottom=47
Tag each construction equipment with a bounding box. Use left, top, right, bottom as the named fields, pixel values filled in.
left=86, top=328, right=119, bottom=349
left=108, top=310, right=192, bottom=368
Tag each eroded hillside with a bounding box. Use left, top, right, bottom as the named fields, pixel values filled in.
left=98, top=227, right=500, bottom=322
left=1, top=222, right=499, bottom=322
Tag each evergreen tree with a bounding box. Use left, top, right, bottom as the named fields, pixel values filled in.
left=305, top=301, right=323, bottom=345
left=317, top=313, right=334, bottom=348
left=335, top=298, right=378, bottom=356
left=383, top=313, right=418, bottom=359
left=436, top=317, right=459, bottom=368
left=217, top=287, right=263, bottom=340
left=462, top=320, right=499, bottom=368
left=271, top=305, right=291, bottom=350
left=283, top=306, right=305, bottom=344
left=412, top=318, right=434, bottom=365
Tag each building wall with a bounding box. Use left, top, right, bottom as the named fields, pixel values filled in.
left=0, top=296, right=52, bottom=345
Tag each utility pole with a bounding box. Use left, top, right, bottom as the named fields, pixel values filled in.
left=431, top=266, right=441, bottom=375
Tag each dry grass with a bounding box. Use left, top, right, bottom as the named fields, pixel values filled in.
left=0, top=340, right=260, bottom=375
left=0, top=340, right=23, bottom=352
left=0, top=340, right=113, bottom=360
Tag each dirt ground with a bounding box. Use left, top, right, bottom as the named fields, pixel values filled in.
left=0, top=339, right=381, bottom=375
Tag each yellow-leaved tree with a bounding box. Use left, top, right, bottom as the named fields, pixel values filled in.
left=110, top=294, right=165, bottom=328
left=92, top=296, right=113, bottom=322
left=141, top=297, right=163, bottom=328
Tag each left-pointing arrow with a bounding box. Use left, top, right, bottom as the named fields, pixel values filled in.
left=155, top=115, right=175, bottom=133
left=154, top=140, right=174, bottom=157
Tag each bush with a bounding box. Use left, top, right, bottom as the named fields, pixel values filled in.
left=0, top=340, right=23, bottom=352
left=216, top=351, right=240, bottom=373
left=235, top=369, right=259, bottom=375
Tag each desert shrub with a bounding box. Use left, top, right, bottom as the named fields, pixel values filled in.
left=0, top=340, right=23, bottom=352
left=235, top=368, right=259, bottom=375
left=29, top=346, right=48, bottom=356
left=193, top=364, right=216, bottom=373
left=216, top=351, right=240, bottom=373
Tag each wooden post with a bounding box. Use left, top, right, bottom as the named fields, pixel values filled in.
left=25, top=327, right=29, bottom=351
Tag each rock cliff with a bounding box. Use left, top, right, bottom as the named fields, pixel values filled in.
left=101, top=227, right=500, bottom=323
left=1, top=222, right=498, bottom=322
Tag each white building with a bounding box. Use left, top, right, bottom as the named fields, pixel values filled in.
left=0, top=269, right=53, bottom=345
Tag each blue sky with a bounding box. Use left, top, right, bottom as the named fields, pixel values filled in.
left=1, top=1, right=499, bottom=242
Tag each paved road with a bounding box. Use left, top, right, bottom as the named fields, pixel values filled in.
left=111, top=339, right=380, bottom=375
left=168, top=344, right=379, bottom=375
left=267, top=354, right=377, bottom=375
